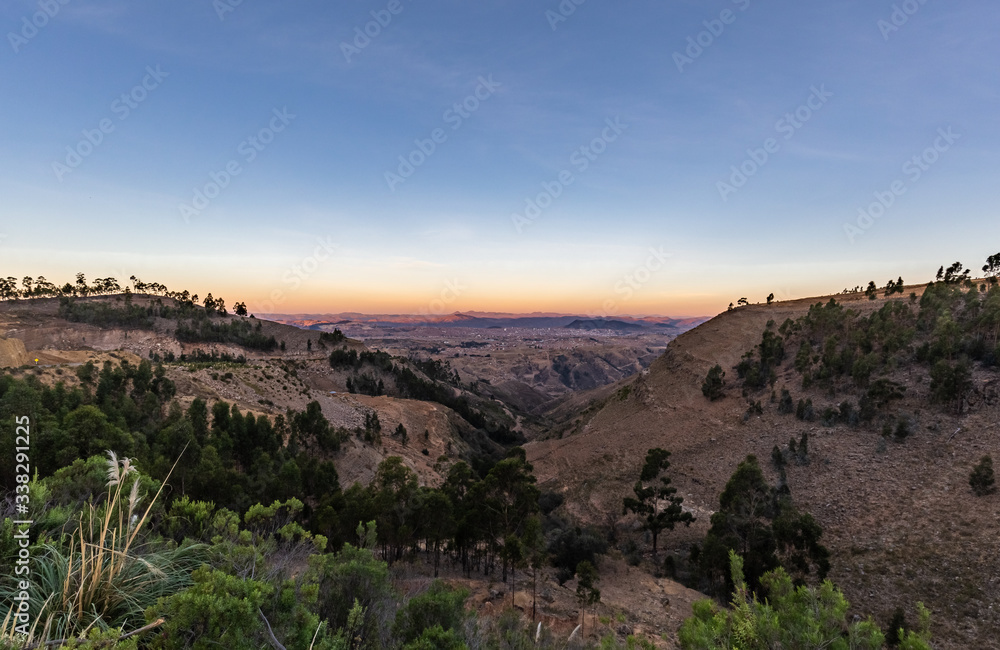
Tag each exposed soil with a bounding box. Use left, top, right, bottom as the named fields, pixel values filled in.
left=527, top=288, right=1000, bottom=649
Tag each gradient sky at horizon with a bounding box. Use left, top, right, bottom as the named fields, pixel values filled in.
left=1, top=0, right=998, bottom=318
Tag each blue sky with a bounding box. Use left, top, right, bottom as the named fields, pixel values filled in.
left=1, top=0, right=998, bottom=316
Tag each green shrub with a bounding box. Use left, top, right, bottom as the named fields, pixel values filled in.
left=394, top=581, right=468, bottom=645
left=401, top=625, right=467, bottom=650
left=680, top=552, right=892, bottom=650
left=150, top=567, right=272, bottom=650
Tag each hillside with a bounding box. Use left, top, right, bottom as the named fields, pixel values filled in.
left=527, top=281, right=1000, bottom=648
left=0, top=296, right=502, bottom=489
left=2, top=278, right=996, bottom=648
left=0, top=292, right=711, bottom=648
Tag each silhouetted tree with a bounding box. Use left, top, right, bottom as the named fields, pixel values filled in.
left=623, top=448, right=693, bottom=555
left=985, top=253, right=1000, bottom=284
left=943, top=261, right=970, bottom=284
left=75, top=272, right=88, bottom=297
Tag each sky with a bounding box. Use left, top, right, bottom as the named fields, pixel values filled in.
left=1, top=0, right=998, bottom=318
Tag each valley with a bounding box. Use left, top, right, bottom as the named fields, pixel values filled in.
left=0, top=267, right=998, bottom=648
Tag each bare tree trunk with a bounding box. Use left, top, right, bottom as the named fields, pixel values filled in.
left=532, top=566, right=537, bottom=622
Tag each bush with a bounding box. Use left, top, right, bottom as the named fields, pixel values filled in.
left=151, top=567, right=272, bottom=649
left=930, top=359, right=972, bottom=412
left=777, top=389, right=794, bottom=415
left=679, top=552, right=905, bottom=650
left=9, top=453, right=204, bottom=644
left=795, top=398, right=814, bottom=422
left=970, top=455, right=996, bottom=496
left=310, top=539, right=395, bottom=646
left=886, top=606, right=907, bottom=647
left=621, top=539, right=642, bottom=567
left=702, top=364, right=726, bottom=401
left=549, top=526, right=608, bottom=581
left=699, top=456, right=828, bottom=595
left=320, top=329, right=346, bottom=344
left=394, top=580, right=469, bottom=645
left=771, top=445, right=785, bottom=470
left=402, top=625, right=467, bottom=650
left=859, top=379, right=906, bottom=421
left=538, top=490, right=564, bottom=515
left=839, top=401, right=858, bottom=427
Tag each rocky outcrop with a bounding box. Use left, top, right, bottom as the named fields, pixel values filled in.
left=0, top=337, right=28, bottom=368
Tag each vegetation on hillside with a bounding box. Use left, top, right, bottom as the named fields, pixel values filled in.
left=698, top=455, right=830, bottom=597
left=1, top=273, right=229, bottom=310
left=3, top=273, right=283, bottom=353
left=329, top=347, right=521, bottom=448
left=0, top=362, right=641, bottom=648
left=679, top=551, right=933, bottom=650
left=706, top=256, right=1000, bottom=432
left=622, top=448, right=693, bottom=555
left=5, top=258, right=991, bottom=645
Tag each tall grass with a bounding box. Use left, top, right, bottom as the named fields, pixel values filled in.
left=1, top=451, right=204, bottom=646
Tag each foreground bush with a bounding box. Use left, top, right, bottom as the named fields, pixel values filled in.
left=680, top=551, right=933, bottom=650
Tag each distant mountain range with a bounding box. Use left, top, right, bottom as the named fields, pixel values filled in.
left=564, top=319, right=647, bottom=332
left=260, top=312, right=709, bottom=332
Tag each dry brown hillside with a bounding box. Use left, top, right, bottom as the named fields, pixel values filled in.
left=527, top=287, right=1000, bottom=649
left=0, top=297, right=479, bottom=489
left=0, top=296, right=707, bottom=646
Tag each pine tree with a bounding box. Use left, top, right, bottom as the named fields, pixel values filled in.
left=623, top=448, right=694, bottom=555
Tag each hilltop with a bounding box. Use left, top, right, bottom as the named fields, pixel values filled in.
left=527, top=277, right=1000, bottom=648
